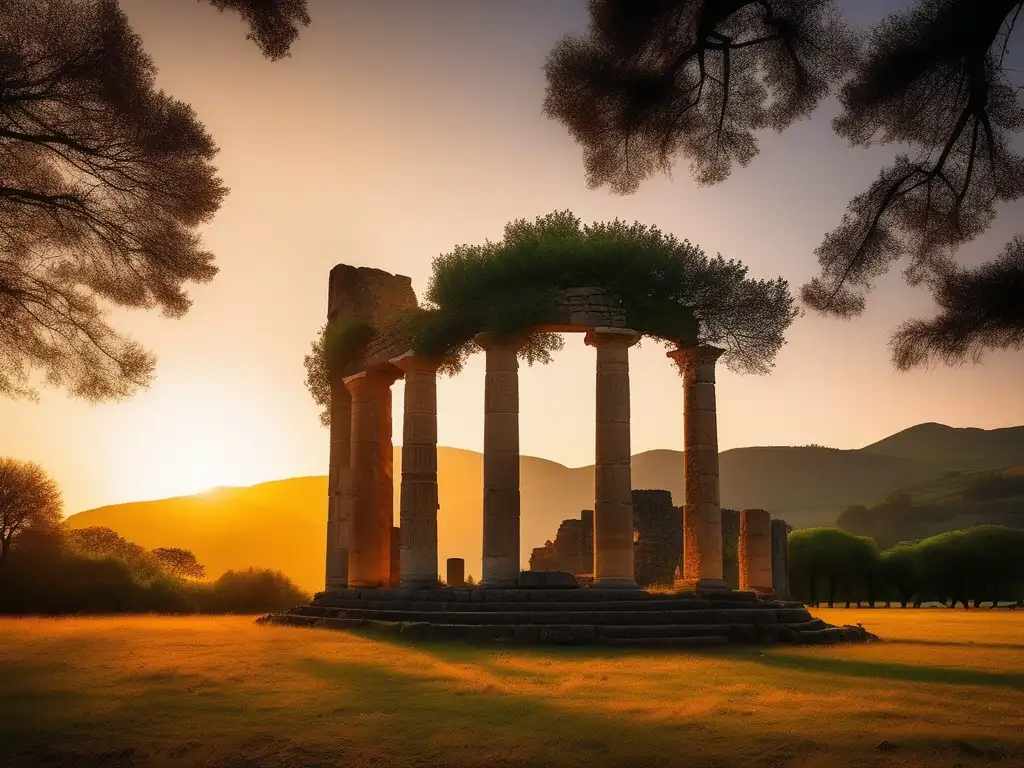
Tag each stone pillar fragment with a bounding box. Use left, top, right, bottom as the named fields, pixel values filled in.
left=393, top=353, right=442, bottom=589
left=345, top=368, right=399, bottom=589
left=720, top=508, right=740, bottom=591
left=379, top=391, right=395, bottom=585
left=475, top=333, right=525, bottom=588
left=586, top=328, right=641, bottom=589
left=667, top=345, right=729, bottom=591
left=325, top=379, right=353, bottom=590
left=389, top=526, right=401, bottom=588
left=580, top=509, right=595, bottom=576
left=739, top=508, right=774, bottom=597
left=447, top=558, right=465, bottom=587
left=771, top=519, right=791, bottom=600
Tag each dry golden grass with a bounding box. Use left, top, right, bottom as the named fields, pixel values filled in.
left=1, top=609, right=1022, bottom=767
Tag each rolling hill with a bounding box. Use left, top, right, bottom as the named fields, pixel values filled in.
left=861, top=422, right=1024, bottom=471
left=66, top=422, right=1024, bottom=593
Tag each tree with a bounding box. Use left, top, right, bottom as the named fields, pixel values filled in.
left=544, top=0, right=1024, bottom=369
left=0, top=0, right=309, bottom=402
left=65, top=525, right=162, bottom=580
left=0, top=458, right=62, bottom=567
left=152, top=546, right=205, bottom=579
left=787, top=527, right=877, bottom=607
left=837, top=491, right=916, bottom=550
left=878, top=543, right=922, bottom=607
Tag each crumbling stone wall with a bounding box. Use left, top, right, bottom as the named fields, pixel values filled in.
left=529, top=540, right=557, bottom=571
left=580, top=509, right=594, bottom=575
left=549, top=288, right=627, bottom=329
left=327, top=264, right=419, bottom=374
left=328, top=265, right=416, bottom=327
left=529, top=517, right=589, bottom=573
left=633, top=490, right=680, bottom=587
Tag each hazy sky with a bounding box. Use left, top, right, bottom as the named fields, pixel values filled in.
left=5, top=0, right=1024, bottom=514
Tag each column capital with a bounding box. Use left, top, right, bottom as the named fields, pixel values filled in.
left=474, top=332, right=526, bottom=352
left=584, top=327, right=640, bottom=348
left=666, top=344, right=725, bottom=370
left=389, top=351, right=444, bottom=375
left=343, top=365, right=402, bottom=390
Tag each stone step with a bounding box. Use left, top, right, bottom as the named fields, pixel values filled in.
left=311, top=598, right=778, bottom=613
left=315, top=588, right=767, bottom=604
left=604, top=635, right=730, bottom=648
left=325, top=607, right=809, bottom=626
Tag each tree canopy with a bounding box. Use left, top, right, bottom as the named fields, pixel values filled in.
left=543, top=0, right=1024, bottom=370
left=0, top=457, right=62, bottom=567
left=0, top=0, right=309, bottom=402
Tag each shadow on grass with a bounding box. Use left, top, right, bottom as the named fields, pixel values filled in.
left=748, top=652, right=1024, bottom=690
left=890, top=639, right=1023, bottom=651
left=296, top=655, right=791, bottom=768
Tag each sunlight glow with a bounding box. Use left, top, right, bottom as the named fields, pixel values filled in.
left=98, top=375, right=288, bottom=503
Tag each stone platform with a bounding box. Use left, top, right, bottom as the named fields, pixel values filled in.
left=258, top=587, right=878, bottom=647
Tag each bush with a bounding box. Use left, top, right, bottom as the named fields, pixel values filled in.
left=197, top=568, right=309, bottom=614
left=788, top=527, right=878, bottom=607
left=0, top=528, right=309, bottom=615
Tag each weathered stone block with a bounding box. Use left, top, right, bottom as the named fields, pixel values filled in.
left=519, top=571, right=580, bottom=589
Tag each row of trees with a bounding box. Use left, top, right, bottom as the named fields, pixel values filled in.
left=0, top=458, right=308, bottom=614
left=788, top=525, right=1024, bottom=608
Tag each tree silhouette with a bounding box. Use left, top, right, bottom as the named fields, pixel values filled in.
left=0, top=0, right=309, bottom=401
left=0, top=458, right=62, bottom=567
left=205, top=0, right=311, bottom=61
left=152, top=546, right=206, bottom=579
left=544, top=0, right=1024, bottom=369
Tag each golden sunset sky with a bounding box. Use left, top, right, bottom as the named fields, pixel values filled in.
left=5, top=0, right=1024, bottom=514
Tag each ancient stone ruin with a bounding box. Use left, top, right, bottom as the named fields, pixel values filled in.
left=262, top=265, right=874, bottom=646
left=529, top=494, right=792, bottom=599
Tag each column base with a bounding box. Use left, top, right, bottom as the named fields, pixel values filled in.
left=400, top=577, right=440, bottom=590
left=591, top=577, right=642, bottom=590
left=677, top=577, right=732, bottom=593
left=348, top=579, right=385, bottom=590
left=325, top=577, right=349, bottom=591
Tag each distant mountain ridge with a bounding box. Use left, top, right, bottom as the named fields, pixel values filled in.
left=860, top=422, right=1024, bottom=471
left=66, top=422, right=1024, bottom=593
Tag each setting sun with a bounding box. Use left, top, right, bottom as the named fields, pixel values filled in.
left=98, top=376, right=289, bottom=502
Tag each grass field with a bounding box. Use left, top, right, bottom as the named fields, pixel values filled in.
left=2, top=609, right=1022, bottom=768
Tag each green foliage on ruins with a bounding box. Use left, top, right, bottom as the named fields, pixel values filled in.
left=304, top=317, right=375, bottom=426
left=304, top=211, right=798, bottom=420
left=400, top=211, right=798, bottom=375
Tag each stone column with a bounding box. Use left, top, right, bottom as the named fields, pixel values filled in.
left=379, top=390, right=395, bottom=585
left=586, top=328, right=641, bottom=589
left=389, top=526, right=401, bottom=588
left=393, top=353, right=442, bottom=589
left=345, top=368, right=399, bottom=589
left=771, top=519, right=791, bottom=600
left=667, top=345, right=729, bottom=591
left=475, top=333, right=525, bottom=588
left=325, top=377, right=353, bottom=591
left=739, top=508, right=774, bottom=597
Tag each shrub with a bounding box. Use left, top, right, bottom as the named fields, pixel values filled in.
left=198, top=568, right=310, bottom=614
